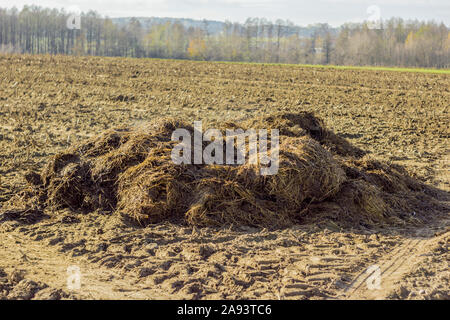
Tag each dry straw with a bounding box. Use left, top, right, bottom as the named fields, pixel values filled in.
left=6, top=112, right=447, bottom=228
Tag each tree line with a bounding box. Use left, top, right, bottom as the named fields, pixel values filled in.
left=0, top=6, right=449, bottom=68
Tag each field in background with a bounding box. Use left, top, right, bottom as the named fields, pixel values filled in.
left=1, top=54, right=448, bottom=196
left=0, top=54, right=448, bottom=300
left=217, top=60, right=450, bottom=74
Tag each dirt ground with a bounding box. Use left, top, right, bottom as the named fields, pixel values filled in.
left=0, top=54, right=448, bottom=300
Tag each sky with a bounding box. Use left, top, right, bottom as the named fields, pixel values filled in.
left=0, top=0, right=448, bottom=27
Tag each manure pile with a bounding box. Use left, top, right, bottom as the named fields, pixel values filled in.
left=10, top=112, right=447, bottom=228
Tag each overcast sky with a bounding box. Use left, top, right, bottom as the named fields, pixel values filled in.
left=0, top=0, right=448, bottom=26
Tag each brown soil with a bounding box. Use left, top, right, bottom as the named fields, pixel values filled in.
left=0, top=54, right=448, bottom=300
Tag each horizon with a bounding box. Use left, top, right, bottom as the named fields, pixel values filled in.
left=0, top=0, right=448, bottom=27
